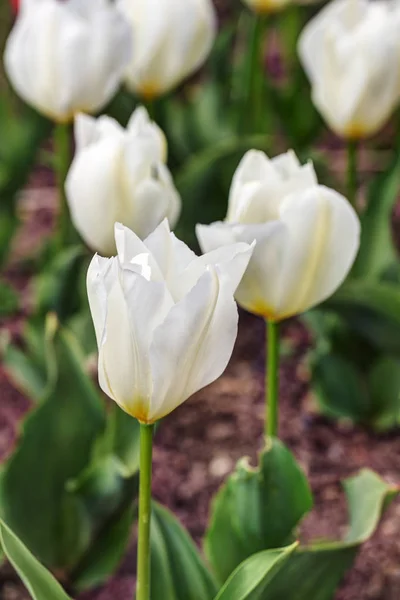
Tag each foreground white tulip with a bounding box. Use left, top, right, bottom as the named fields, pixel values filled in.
left=242, top=0, right=292, bottom=13
left=298, top=0, right=400, bottom=138
left=117, top=0, right=217, bottom=98
left=87, top=221, right=254, bottom=423
left=66, top=108, right=180, bottom=255
left=197, top=149, right=360, bottom=321
left=4, top=0, right=132, bottom=122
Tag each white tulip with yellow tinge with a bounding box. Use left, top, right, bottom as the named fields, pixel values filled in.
left=66, top=107, right=180, bottom=256
left=197, top=149, right=360, bottom=322
left=298, top=0, right=400, bottom=139
left=4, top=0, right=132, bottom=123
left=117, top=0, right=217, bottom=99
left=87, top=220, right=254, bottom=424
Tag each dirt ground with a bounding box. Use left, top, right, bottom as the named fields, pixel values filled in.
left=1, top=187, right=400, bottom=600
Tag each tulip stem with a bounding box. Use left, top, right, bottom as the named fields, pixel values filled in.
left=54, top=122, right=71, bottom=248
left=136, top=423, right=154, bottom=600
left=242, top=14, right=265, bottom=133
left=347, top=140, right=358, bottom=209
left=266, top=319, right=279, bottom=438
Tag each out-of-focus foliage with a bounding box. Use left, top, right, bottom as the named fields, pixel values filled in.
left=0, top=317, right=140, bottom=592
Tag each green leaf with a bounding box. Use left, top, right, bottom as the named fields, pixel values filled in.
left=35, top=245, right=87, bottom=320
left=205, top=439, right=313, bottom=584
left=2, top=319, right=48, bottom=401
left=0, top=280, right=19, bottom=316
left=151, top=501, right=218, bottom=600
left=0, top=316, right=105, bottom=569
left=324, top=279, right=400, bottom=354
left=0, top=520, right=72, bottom=600
left=71, top=504, right=134, bottom=592
left=368, top=356, right=400, bottom=430
left=250, top=469, right=398, bottom=600
left=352, top=151, right=400, bottom=280
left=215, top=543, right=298, bottom=600
left=67, top=404, right=140, bottom=590
left=311, top=352, right=371, bottom=422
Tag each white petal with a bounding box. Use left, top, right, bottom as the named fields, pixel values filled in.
left=180, top=240, right=254, bottom=299
left=149, top=266, right=238, bottom=421
left=196, top=221, right=240, bottom=253
left=86, top=254, right=116, bottom=348
left=114, top=222, right=164, bottom=282
left=66, top=136, right=123, bottom=255
left=276, top=185, right=360, bottom=317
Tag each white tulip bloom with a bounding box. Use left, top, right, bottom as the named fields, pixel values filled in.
left=298, top=0, right=400, bottom=138
left=242, top=0, right=292, bottom=14
left=87, top=220, right=254, bottom=423
left=4, top=0, right=132, bottom=122
left=66, top=107, right=180, bottom=255
left=117, top=0, right=217, bottom=98
left=197, top=150, right=360, bottom=321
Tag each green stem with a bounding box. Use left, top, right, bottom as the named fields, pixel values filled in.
left=347, top=140, right=358, bottom=209
left=266, top=320, right=279, bottom=438
left=136, top=423, right=154, bottom=600
left=54, top=123, right=71, bottom=248
left=241, top=14, right=265, bottom=133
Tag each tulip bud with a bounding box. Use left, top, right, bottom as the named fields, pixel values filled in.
left=197, top=149, right=360, bottom=321
left=298, top=0, right=400, bottom=139
left=242, top=0, right=292, bottom=14
left=116, top=0, right=217, bottom=99
left=87, top=220, right=254, bottom=423
left=66, top=107, right=180, bottom=256
left=4, top=0, right=132, bottom=122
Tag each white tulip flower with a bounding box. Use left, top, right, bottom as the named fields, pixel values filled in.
left=298, top=0, right=400, bottom=139
left=197, top=149, right=360, bottom=321
left=117, top=0, right=217, bottom=98
left=242, top=0, right=292, bottom=14
left=4, top=0, right=132, bottom=122
left=87, top=220, right=254, bottom=423
left=66, top=107, right=180, bottom=256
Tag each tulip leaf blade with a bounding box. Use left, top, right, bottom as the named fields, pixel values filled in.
left=151, top=501, right=218, bottom=600
left=252, top=469, right=398, bottom=600
left=214, top=543, right=298, bottom=600
left=0, top=316, right=105, bottom=568
left=205, top=438, right=313, bottom=584
left=352, top=150, right=400, bottom=280
left=324, top=279, right=400, bottom=354
left=0, top=519, right=72, bottom=600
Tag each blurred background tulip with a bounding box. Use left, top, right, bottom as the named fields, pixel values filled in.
left=298, top=0, right=400, bottom=139
left=242, top=0, right=292, bottom=14
left=197, top=149, right=360, bottom=321
left=87, top=220, right=253, bottom=424
left=66, top=107, right=181, bottom=255
left=117, top=0, right=217, bottom=99
left=4, top=0, right=132, bottom=122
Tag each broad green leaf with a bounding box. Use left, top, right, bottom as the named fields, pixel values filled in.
left=205, top=439, right=313, bottom=584
left=71, top=504, right=134, bottom=592
left=3, top=319, right=48, bottom=401
left=368, top=357, right=400, bottom=430
left=67, top=405, right=140, bottom=590
left=251, top=469, right=398, bottom=600
left=0, top=316, right=105, bottom=568
left=0, top=520, right=72, bottom=600
left=215, top=543, right=298, bottom=600
left=353, top=151, right=400, bottom=280
left=151, top=502, right=218, bottom=600
left=324, top=280, right=400, bottom=354
left=311, top=352, right=371, bottom=422
left=35, top=245, right=87, bottom=320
